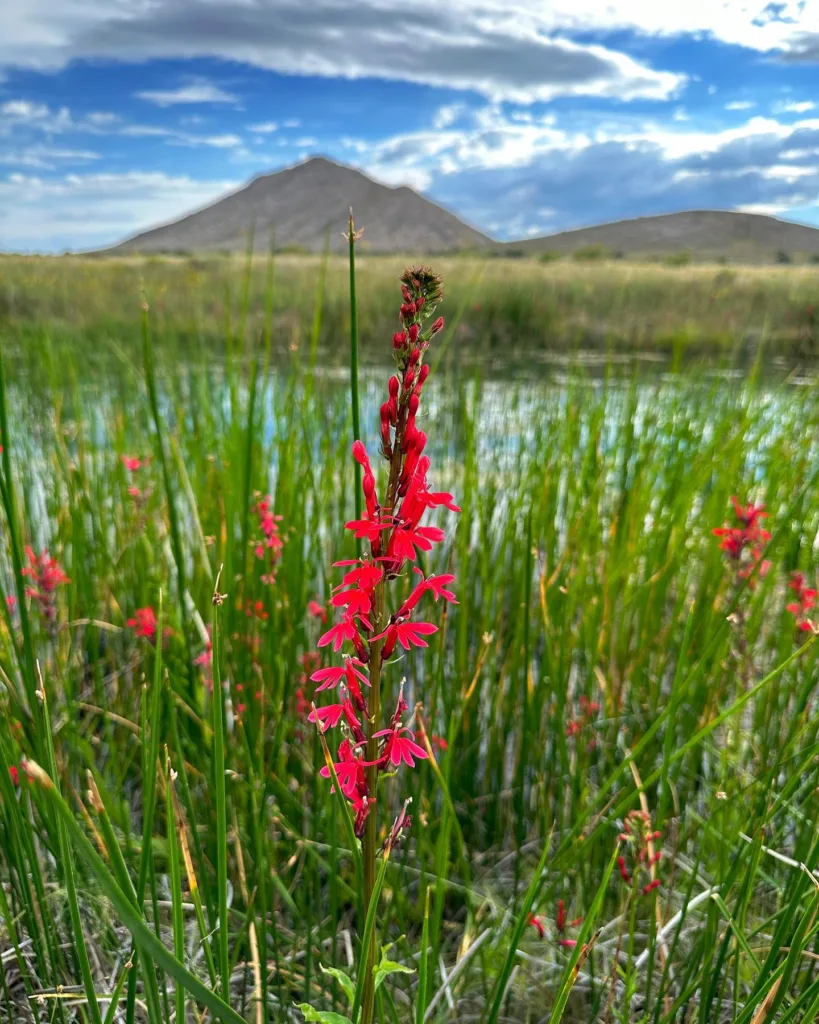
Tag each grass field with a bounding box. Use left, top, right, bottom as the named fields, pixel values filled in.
left=1, top=251, right=819, bottom=1023
left=4, top=253, right=819, bottom=363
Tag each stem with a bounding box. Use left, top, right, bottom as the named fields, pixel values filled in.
left=348, top=210, right=362, bottom=523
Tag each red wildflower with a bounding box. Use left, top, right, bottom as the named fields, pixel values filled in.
left=787, top=571, right=817, bottom=632
left=121, top=454, right=147, bottom=471
left=371, top=618, right=438, bottom=659
left=713, top=495, right=771, bottom=584
left=528, top=914, right=545, bottom=939
left=371, top=723, right=428, bottom=768
left=128, top=607, right=158, bottom=641
left=307, top=599, right=328, bottom=623
left=318, top=612, right=370, bottom=654
left=319, top=738, right=368, bottom=804
left=307, top=698, right=363, bottom=736
left=310, top=656, right=370, bottom=694
left=22, top=547, right=69, bottom=628
left=344, top=515, right=392, bottom=545
left=8, top=766, right=19, bottom=786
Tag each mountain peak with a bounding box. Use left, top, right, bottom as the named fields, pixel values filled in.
left=111, top=158, right=490, bottom=254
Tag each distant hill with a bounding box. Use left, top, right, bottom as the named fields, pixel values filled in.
left=109, top=156, right=491, bottom=254
left=501, top=210, right=819, bottom=262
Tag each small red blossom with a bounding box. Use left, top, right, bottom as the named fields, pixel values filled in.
left=713, top=495, right=771, bottom=585
left=310, top=656, right=370, bottom=694
left=308, top=698, right=363, bottom=736
left=307, top=599, right=328, bottom=623
left=787, top=571, right=818, bottom=633
left=371, top=618, right=438, bottom=659
left=121, top=454, right=147, bottom=471
left=371, top=723, right=428, bottom=768
left=128, top=607, right=158, bottom=641
left=528, top=914, right=545, bottom=939
left=318, top=612, right=371, bottom=654
left=8, top=765, right=19, bottom=786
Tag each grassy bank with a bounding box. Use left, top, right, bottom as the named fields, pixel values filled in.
left=3, top=253, right=819, bottom=361
left=1, top=256, right=819, bottom=1021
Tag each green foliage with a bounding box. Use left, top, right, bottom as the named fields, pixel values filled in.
left=571, top=243, right=612, bottom=261
left=664, top=250, right=692, bottom=266
left=1, top=256, right=819, bottom=1022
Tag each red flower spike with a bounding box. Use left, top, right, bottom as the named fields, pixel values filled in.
left=430, top=316, right=444, bottom=334
left=528, top=914, right=545, bottom=939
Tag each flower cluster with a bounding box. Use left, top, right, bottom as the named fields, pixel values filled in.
left=128, top=606, right=158, bottom=642
left=528, top=901, right=582, bottom=947
left=713, top=497, right=771, bottom=582
left=787, top=572, right=817, bottom=634
left=617, top=809, right=662, bottom=896
left=565, top=694, right=600, bottom=741
left=310, top=267, right=459, bottom=838
left=121, top=453, right=151, bottom=504
left=252, top=495, right=284, bottom=585
left=21, top=546, right=70, bottom=629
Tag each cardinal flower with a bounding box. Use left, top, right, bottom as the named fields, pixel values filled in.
left=318, top=612, right=371, bottom=654
left=308, top=698, right=363, bottom=736
left=128, top=607, right=158, bottom=641
left=372, top=723, right=428, bottom=769
left=371, top=618, right=438, bottom=659
left=319, top=738, right=368, bottom=802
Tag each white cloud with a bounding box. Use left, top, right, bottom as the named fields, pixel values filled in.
left=0, top=145, right=99, bottom=168
left=0, top=170, right=237, bottom=251
left=136, top=79, right=239, bottom=106
left=247, top=121, right=278, bottom=133
left=282, top=119, right=300, bottom=128
left=725, top=101, right=755, bottom=111
left=0, top=1, right=685, bottom=103
left=775, top=100, right=816, bottom=114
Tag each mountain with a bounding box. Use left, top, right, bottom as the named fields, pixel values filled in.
left=501, top=210, right=819, bottom=262
left=109, top=156, right=491, bottom=254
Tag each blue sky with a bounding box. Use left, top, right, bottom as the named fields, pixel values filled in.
left=2, top=0, right=819, bottom=251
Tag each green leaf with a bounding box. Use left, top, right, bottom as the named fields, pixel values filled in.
left=296, top=1003, right=354, bottom=1024
left=319, top=964, right=355, bottom=1007
left=374, top=947, right=415, bottom=994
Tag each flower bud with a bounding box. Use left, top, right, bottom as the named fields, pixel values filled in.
left=415, top=430, right=427, bottom=455
left=416, top=295, right=425, bottom=309
left=380, top=402, right=391, bottom=424
left=416, top=364, right=430, bottom=390
left=430, top=316, right=444, bottom=335
left=403, top=368, right=415, bottom=390
left=388, top=375, right=400, bottom=398
left=393, top=331, right=407, bottom=349
left=408, top=323, right=420, bottom=343
left=408, top=393, right=419, bottom=417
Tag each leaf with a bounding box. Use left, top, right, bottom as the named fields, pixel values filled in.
left=295, top=1003, right=354, bottom=1024
left=319, top=964, right=355, bottom=1007
left=374, top=947, right=415, bottom=994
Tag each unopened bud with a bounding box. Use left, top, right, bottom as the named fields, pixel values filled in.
left=388, top=376, right=400, bottom=398
left=408, top=394, right=420, bottom=416
left=416, top=295, right=425, bottom=309
left=416, top=364, right=430, bottom=389
left=409, top=347, right=420, bottom=366
left=408, top=323, right=420, bottom=343
left=393, top=331, right=407, bottom=349
left=380, top=402, right=391, bottom=423
left=415, top=430, right=427, bottom=455
left=403, top=369, right=415, bottom=390
left=430, top=316, right=444, bottom=335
